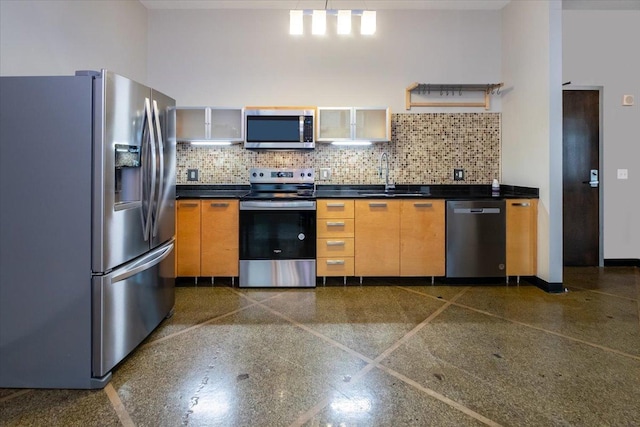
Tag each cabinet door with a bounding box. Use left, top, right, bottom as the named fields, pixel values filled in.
left=176, top=108, right=208, bottom=141
left=354, top=107, right=390, bottom=141
left=317, top=108, right=352, bottom=141
left=210, top=108, right=243, bottom=141
left=176, top=200, right=201, bottom=276
left=400, top=200, right=445, bottom=276
left=201, top=200, right=239, bottom=277
left=506, top=199, right=537, bottom=276
left=355, top=199, right=400, bottom=276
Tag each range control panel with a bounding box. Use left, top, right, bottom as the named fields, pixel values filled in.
left=249, top=168, right=315, bottom=184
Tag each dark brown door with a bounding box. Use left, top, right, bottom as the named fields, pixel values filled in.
left=563, top=90, right=600, bottom=266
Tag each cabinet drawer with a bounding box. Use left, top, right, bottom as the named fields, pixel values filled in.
left=317, top=218, right=355, bottom=238
left=317, top=200, right=355, bottom=219
left=317, top=257, right=354, bottom=276
left=317, top=238, right=354, bottom=257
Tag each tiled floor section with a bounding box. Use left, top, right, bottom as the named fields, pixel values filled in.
left=1, top=267, right=639, bottom=426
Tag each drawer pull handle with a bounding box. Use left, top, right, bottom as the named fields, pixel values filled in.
left=369, top=203, right=387, bottom=207
left=326, top=221, right=345, bottom=226
left=414, top=203, right=433, bottom=208
left=326, top=260, right=345, bottom=265
left=210, top=202, right=229, bottom=207
left=511, top=202, right=530, bottom=207
left=326, top=241, right=345, bottom=246
left=326, top=203, right=345, bottom=207
left=181, top=203, right=199, bottom=208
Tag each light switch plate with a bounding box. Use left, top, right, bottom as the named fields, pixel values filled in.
left=187, top=168, right=199, bottom=181
left=454, top=168, right=464, bottom=181
left=617, top=169, right=628, bottom=180
left=320, top=167, right=332, bottom=180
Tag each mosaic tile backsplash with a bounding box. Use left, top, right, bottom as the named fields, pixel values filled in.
left=176, top=113, right=501, bottom=185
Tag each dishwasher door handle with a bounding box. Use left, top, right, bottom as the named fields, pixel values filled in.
left=454, top=208, right=501, bottom=214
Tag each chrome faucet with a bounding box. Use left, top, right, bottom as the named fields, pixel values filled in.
left=379, top=152, right=395, bottom=192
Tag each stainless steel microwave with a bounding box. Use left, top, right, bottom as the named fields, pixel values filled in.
left=244, top=108, right=315, bottom=149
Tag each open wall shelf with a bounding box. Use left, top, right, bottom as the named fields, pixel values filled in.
left=405, top=82, right=504, bottom=110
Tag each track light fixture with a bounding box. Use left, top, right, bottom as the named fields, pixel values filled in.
left=289, top=7, right=376, bottom=36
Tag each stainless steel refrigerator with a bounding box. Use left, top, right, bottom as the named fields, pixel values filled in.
left=0, top=70, right=176, bottom=389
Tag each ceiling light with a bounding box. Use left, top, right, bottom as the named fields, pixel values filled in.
left=312, top=10, right=326, bottom=35
left=190, top=141, right=232, bottom=146
left=331, top=141, right=372, bottom=146
left=361, top=10, right=376, bottom=35
left=337, top=10, right=351, bottom=35
left=289, top=10, right=303, bottom=35
left=288, top=9, right=376, bottom=36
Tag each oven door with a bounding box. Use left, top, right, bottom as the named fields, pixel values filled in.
left=239, top=201, right=316, bottom=259
left=239, top=200, right=316, bottom=287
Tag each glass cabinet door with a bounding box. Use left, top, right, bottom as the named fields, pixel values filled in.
left=354, top=108, right=390, bottom=141
left=210, top=108, right=243, bottom=140
left=176, top=108, right=208, bottom=141
left=317, top=108, right=352, bottom=141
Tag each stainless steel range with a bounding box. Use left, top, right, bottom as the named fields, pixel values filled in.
left=239, top=168, right=316, bottom=288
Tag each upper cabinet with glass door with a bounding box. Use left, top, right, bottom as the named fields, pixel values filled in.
left=317, top=107, right=391, bottom=143
left=176, top=107, right=244, bottom=143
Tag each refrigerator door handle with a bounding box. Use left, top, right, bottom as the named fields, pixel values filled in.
left=111, top=240, right=174, bottom=282
left=151, top=99, right=164, bottom=238
left=142, top=98, right=157, bottom=241
left=139, top=100, right=150, bottom=236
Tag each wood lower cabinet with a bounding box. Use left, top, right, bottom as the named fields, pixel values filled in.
left=506, top=199, right=538, bottom=277
left=176, top=199, right=239, bottom=278
left=319, top=196, right=535, bottom=282
left=201, top=199, right=239, bottom=277
left=355, top=199, right=401, bottom=277
left=317, top=200, right=355, bottom=281
left=400, top=200, right=445, bottom=276
left=176, top=200, right=201, bottom=277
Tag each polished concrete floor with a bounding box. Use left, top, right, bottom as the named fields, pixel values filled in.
left=1, top=267, right=639, bottom=426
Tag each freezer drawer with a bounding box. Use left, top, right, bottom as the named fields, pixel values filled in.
left=446, top=200, right=506, bottom=278
left=92, top=240, right=175, bottom=377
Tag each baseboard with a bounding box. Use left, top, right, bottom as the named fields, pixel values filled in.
left=603, top=258, right=640, bottom=267
left=530, top=276, right=565, bottom=293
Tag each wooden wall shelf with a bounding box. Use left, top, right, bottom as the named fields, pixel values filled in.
left=405, top=82, right=504, bottom=110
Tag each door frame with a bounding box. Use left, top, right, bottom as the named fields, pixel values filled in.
left=562, top=85, right=604, bottom=266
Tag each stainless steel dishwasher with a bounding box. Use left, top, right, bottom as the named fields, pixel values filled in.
left=446, top=200, right=506, bottom=278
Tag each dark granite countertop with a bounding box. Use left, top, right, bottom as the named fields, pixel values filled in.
left=316, top=184, right=538, bottom=199
left=176, top=184, right=250, bottom=199
left=177, top=184, right=538, bottom=200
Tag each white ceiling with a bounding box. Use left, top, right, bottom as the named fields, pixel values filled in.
left=138, top=0, right=640, bottom=10
left=138, top=1, right=512, bottom=10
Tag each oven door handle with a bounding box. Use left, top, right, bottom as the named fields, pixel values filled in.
left=240, top=200, right=316, bottom=211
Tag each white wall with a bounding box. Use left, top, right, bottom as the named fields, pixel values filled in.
left=502, top=0, right=564, bottom=284
left=0, top=0, right=148, bottom=84
left=563, top=10, right=640, bottom=260
left=147, top=9, right=502, bottom=112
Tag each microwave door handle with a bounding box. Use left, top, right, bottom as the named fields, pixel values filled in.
left=143, top=98, right=156, bottom=241
left=151, top=99, right=164, bottom=238
left=299, top=115, right=304, bottom=142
